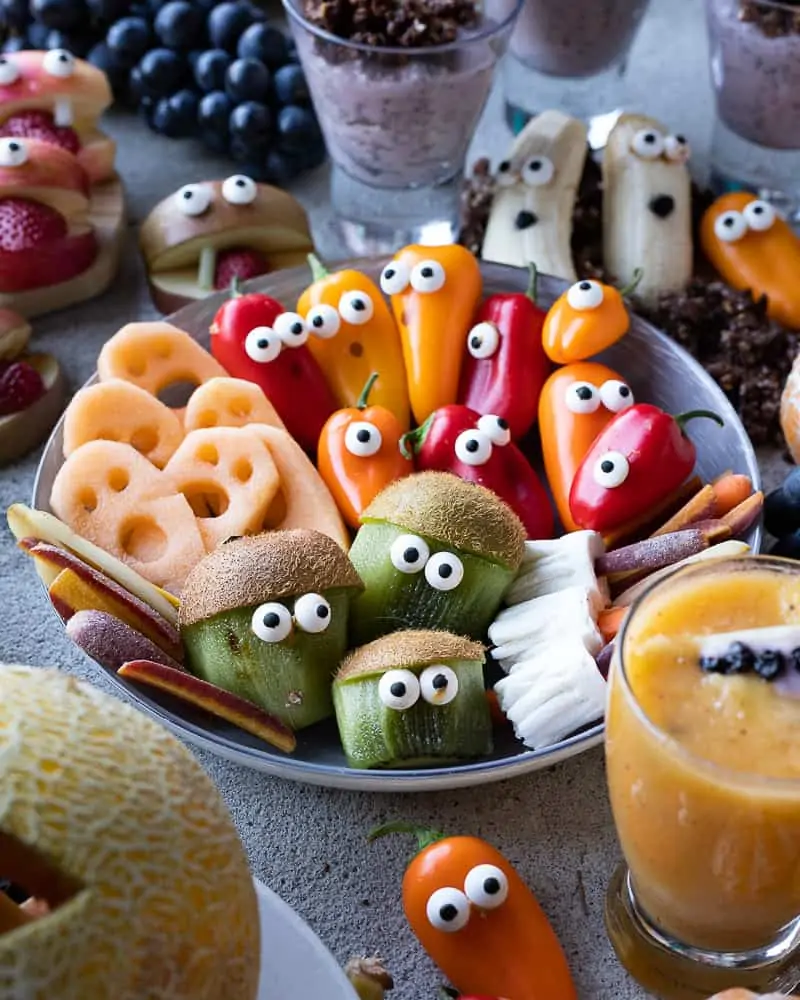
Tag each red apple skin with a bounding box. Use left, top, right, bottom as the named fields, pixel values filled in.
left=118, top=660, right=297, bottom=754
left=0, top=139, right=90, bottom=197
left=66, top=610, right=184, bottom=673
left=0, top=225, right=97, bottom=292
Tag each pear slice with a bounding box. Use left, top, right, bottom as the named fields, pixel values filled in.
left=0, top=352, right=66, bottom=465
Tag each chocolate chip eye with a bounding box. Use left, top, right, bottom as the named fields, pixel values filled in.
left=593, top=451, right=630, bottom=489
left=344, top=420, right=382, bottom=457
left=420, top=665, right=459, bottom=706
left=426, top=887, right=470, bottom=932
left=464, top=864, right=509, bottom=910
left=389, top=533, right=430, bottom=574
left=495, top=158, right=518, bottom=187
left=565, top=381, right=601, bottom=415
left=378, top=669, right=421, bottom=711
left=293, top=592, right=332, bottom=634
left=251, top=602, right=293, bottom=643
left=424, top=552, right=464, bottom=592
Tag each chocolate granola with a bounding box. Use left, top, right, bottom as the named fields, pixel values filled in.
left=739, top=0, right=800, bottom=39
left=302, top=0, right=480, bottom=47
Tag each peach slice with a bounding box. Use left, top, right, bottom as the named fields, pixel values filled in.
left=117, top=659, right=297, bottom=753
left=66, top=609, right=183, bottom=672
left=0, top=137, right=90, bottom=216
left=0, top=352, right=66, bottom=466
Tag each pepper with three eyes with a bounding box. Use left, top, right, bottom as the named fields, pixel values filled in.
left=568, top=403, right=724, bottom=534
left=317, top=372, right=414, bottom=530
left=296, top=255, right=410, bottom=428
left=400, top=405, right=554, bottom=540
left=209, top=283, right=338, bottom=455
left=368, top=822, right=577, bottom=1000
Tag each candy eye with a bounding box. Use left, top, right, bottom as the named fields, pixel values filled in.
left=378, top=669, right=420, bottom=711
left=380, top=261, right=410, bottom=295
left=664, top=133, right=691, bottom=163
left=426, top=887, right=470, bottom=933
left=565, top=381, right=601, bottom=414
left=43, top=49, right=75, bottom=78
left=521, top=155, right=555, bottom=186
left=273, top=311, right=309, bottom=347
left=743, top=199, right=776, bottom=232
left=0, top=138, right=27, bottom=167
left=344, top=420, right=382, bottom=457
left=251, top=602, right=292, bottom=643
left=389, top=533, right=430, bottom=574
left=599, top=379, right=634, bottom=413
left=593, top=451, right=630, bottom=489
left=306, top=304, right=340, bottom=339
left=0, top=57, right=20, bottom=86
left=630, top=128, right=665, bottom=159
left=425, top=552, right=464, bottom=592
left=176, top=183, right=212, bottom=216
left=495, top=159, right=517, bottom=187
left=410, top=260, right=446, bottom=294
left=419, top=665, right=459, bottom=706
left=338, top=290, right=374, bottom=325
left=466, top=321, right=499, bottom=359
left=221, top=174, right=257, bottom=205
left=292, top=592, right=331, bottom=634
left=245, top=327, right=282, bottom=364
left=566, top=280, right=604, bottom=311
left=713, top=210, right=748, bottom=243
left=477, top=414, right=511, bottom=446
left=454, top=429, right=492, bottom=466
left=464, top=864, right=509, bottom=910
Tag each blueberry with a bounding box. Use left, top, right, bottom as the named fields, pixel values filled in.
left=783, top=467, right=800, bottom=504
left=2, top=35, right=27, bottom=51
left=764, top=486, right=800, bottom=540
left=87, top=40, right=129, bottom=93
left=45, top=29, right=93, bottom=56
left=276, top=104, right=321, bottom=154
left=151, top=96, right=185, bottom=137
left=236, top=22, right=286, bottom=67
left=263, top=148, right=302, bottom=185
left=207, top=0, right=251, bottom=52
left=769, top=530, right=800, bottom=561
left=273, top=63, right=309, bottom=106
left=154, top=0, right=206, bottom=50
left=30, top=0, right=86, bottom=30
left=165, top=86, right=198, bottom=131
left=0, top=0, right=28, bottom=30
left=107, top=16, right=152, bottom=65
left=136, top=47, right=186, bottom=97
left=225, top=56, right=269, bottom=102
left=198, top=88, right=233, bottom=127
left=193, top=47, right=230, bottom=91
left=723, top=641, right=755, bottom=674
left=85, top=0, right=129, bottom=22
left=229, top=99, right=271, bottom=150
left=791, top=648, right=800, bottom=672
left=753, top=649, right=784, bottom=680
left=699, top=655, right=725, bottom=673
left=26, top=19, right=50, bottom=46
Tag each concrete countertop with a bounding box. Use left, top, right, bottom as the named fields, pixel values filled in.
left=0, top=0, right=789, bottom=996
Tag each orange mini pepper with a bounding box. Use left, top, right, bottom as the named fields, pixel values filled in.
left=370, top=822, right=577, bottom=1000
left=317, top=372, right=414, bottom=529
left=297, top=255, right=411, bottom=428
left=538, top=360, right=635, bottom=532
left=541, top=270, right=642, bottom=364
left=380, top=244, right=482, bottom=425
left=700, top=191, right=800, bottom=330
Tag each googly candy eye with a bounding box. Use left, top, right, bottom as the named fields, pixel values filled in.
left=454, top=429, right=492, bottom=466
left=599, top=380, right=634, bottom=413
left=0, top=138, right=27, bottom=167
left=477, top=414, right=511, bottom=446
left=273, top=312, right=309, bottom=347
left=410, top=260, right=446, bottom=294
left=0, top=56, right=20, bottom=86
left=176, top=183, right=212, bottom=217
left=464, top=864, right=509, bottom=910
left=389, top=533, right=430, bottom=574
left=306, top=304, right=340, bottom=339
left=43, top=49, right=75, bottom=78
left=419, top=665, right=459, bottom=706
left=713, top=210, right=748, bottom=243
left=251, top=602, right=293, bottom=643
left=244, top=327, right=282, bottom=364
left=521, top=155, right=555, bottom=187
left=426, top=887, right=470, bottom=933
left=495, top=158, right=517, bottom=187
left=338, top=290, right=374, bottom=325
left=378, top=669, right=420, bottom=711
left=566, top=279, right=604, bottom=311
left=565, top=381, right=601, bottom=415
left=292, top=593, right=331, bottom=634
left=466, top=322, right=500, bottom=360
left=664, top=133, right=691, bottom=163
left=630, top=128, right=665, bottom=160
left=593, top=451, right=630, bottom=489
left=424, top=552, right=464, bottom=592
left=221, top=174, right=258, bottom=205
left=379, top=260, right=410, bottom=295
left=344, top=420, right=382, bottom=458
left=743, top=199, right=776, bottom=232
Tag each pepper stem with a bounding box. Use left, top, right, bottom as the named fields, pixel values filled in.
left=618, top=267, right=644, bottom=299
left=525, top=261, right=539, bottom=303
left=308, top=253, right=330, bottom=283
left=367, top=821, right=447, bottom=854
left=398, top=413, right=434, bottom=461
left=229, top=275, right=242, bottom=299
left=674, top=409, right=725, bottom=431
left=357, top=372, right=379, bottom=410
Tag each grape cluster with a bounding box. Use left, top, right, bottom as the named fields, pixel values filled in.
left=0, top=0, right=325, bottom=184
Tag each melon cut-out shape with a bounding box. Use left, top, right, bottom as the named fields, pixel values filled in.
left=183, top=377, right=286, bottom=434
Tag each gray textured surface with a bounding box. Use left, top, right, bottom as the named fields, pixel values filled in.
left=0, top=0, right=791, bottom=996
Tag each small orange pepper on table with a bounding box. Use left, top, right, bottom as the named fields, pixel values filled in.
left=317, top=372, right=413, bottom=529
left=296, top=255, right=411, bottom=429
left=380, top=244, right=482, bottom=426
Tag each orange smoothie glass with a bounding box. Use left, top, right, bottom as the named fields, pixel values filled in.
left=604, top=555, right=800, bottom=999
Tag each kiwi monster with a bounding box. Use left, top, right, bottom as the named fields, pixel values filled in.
left=333, top=629, right=492, bottom=769
left=179, top=529, right=363, bottom=730
left=347, top=472, right=526, bottom=645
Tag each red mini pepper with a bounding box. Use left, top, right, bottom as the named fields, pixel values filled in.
left=401, top=404, right=554, bottom=540
left=209, top=283, right=338, bottom=455
left=458, top=264, right=551, bottom=441
left=568, top=403, right=724, bottom=533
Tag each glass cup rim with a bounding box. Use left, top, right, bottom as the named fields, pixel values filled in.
left=281, top=0, right=525, bottom=57
left=614, top=553, right=800, bottom=791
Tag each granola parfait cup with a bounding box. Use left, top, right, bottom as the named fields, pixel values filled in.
left=283, top=0, right=523, bottom=254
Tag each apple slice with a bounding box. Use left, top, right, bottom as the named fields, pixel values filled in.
left=30, top=541, right=182, bottom=659
left=0, top=307, right=30, bottom=360
left=0, top=352, right=66, bottom=465
left=0, top=137, right=91, bottom=216
left=117, top=659, right=297, bottom=753
left=7, top=502, right=179, bottom=627
left=67, top=609, right=183, bottom=672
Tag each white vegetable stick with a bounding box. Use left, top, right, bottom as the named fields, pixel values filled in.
left=489, top=585, right=603, bottom=653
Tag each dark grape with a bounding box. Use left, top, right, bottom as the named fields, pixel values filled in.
left=2, top=35, right=28, bottom=52
left=0, top=0, right=28, bottom=31
left=106, top=15, right=152, bottom=64
left=30, top=0, right=86, bottom=30
left=224, top=56, right=269, bottom=103
left=770, top=531, right=800, bottom=561
left=85, top=0, right=130, bottom=23
left=46, top=28, right=94, bottom=56
left=144, top=0, right=169, bottom=13
left=151, top=96, right=183, bottom=136
left=206, top=1, right=250, bottom=52
left=229, top=98, right=271, bottom=151
left=26, top=19, right=49, bottom=46
left=263, top=148, right=303, bottom=185
left=193, top=46, right=229, bottom=91
left=154, top=0, right=205, bottom=50
left=236, top=22, right=286, bottom=68
left=136, top=46, right=186, bottom=96
left=150, top=85, right=197, bottom=136
left=272, top=63, right=308, bottom=106
left=275, top=104, right=320, bottom=154
left=198, top=87, right=232, bottom=151
left=87, top=39, right=129, bottom=93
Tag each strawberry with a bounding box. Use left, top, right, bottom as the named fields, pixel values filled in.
left=0, top=198, right=97, bottom=291
left=0, top=198, right=66, bottom=251
left=0, top=360, right=44, bottom=415
left=214, top=248, right=269, bottom=290
left=0, top=111, right=80, bottom=156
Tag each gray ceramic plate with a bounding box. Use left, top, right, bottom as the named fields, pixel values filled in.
left=33, top=259, right=762, bottom=791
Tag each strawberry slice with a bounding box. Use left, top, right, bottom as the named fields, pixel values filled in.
left=0, top=111, right=80, bottom=157
left=0, top=197, right=97, bottom=292
left=0, top=197, right=66, bottom=250
left=214, top=248, right=270, bottom=290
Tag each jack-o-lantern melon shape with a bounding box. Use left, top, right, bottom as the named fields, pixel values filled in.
left=0, top=662, right=260, bottom=1000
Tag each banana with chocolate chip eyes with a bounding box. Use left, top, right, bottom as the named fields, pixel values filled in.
left=481, top=109, right=588, bottom=281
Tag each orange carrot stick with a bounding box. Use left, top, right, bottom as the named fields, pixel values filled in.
left=711, top=474, right=753, bottom=518
left=598, top=606, right=628, bottom=643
